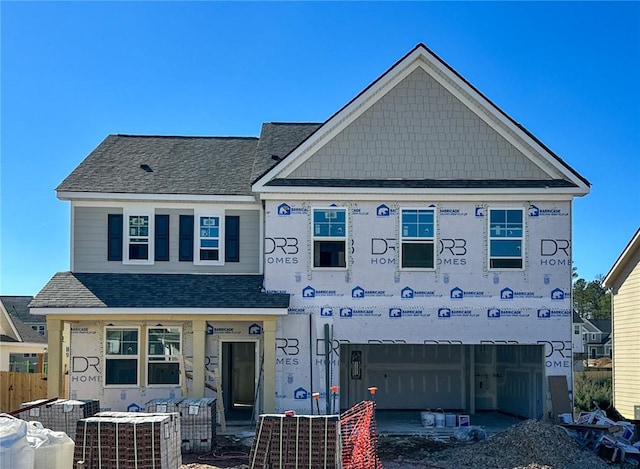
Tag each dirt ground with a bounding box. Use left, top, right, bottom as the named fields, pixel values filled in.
left=179, top=420, right=639, bottom=469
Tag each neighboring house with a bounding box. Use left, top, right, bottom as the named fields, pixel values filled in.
left=603, top=228, right=640, bottom=420
left=572, top=312, right=612, bottom=362
left=572, top=311, right=585, bottom=358
left=31, top=44, right=590, bottom=420
left=0, top=296, right=47, bottom=372
left=583, top=318, right=612, bottom=361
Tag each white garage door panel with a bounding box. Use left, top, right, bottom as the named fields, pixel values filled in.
left=363, top=344, right=464, bottom=409
left=368, top=368, right=463, bottom=409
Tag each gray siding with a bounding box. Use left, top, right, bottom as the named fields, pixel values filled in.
left=73, top=206, right=260, bottom=274
left=290, top=68, right=559, bottom=180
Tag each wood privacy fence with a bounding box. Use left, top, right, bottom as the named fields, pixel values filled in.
left=0, top=372, right=48, bottom=413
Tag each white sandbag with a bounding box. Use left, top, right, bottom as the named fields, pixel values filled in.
left=27, top=421, right=75, bottom=469
left=0, top=413, right=35, bottom=469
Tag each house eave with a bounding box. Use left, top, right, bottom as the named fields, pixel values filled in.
left=257, top=185, right=587, bottom=201
left=57, top=191, right=258, bottom=204
left=30, top=307, right=289, bottom=316
left=603, top=228, right=640, bottom=288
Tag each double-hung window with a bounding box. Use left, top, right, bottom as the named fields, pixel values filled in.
left=194, top=211, right=225, bottom=265
left=488, top=209, right=523, bottom=269
left=123, top=209, right=154, bottom=264
left=105, top=327, right=139, bottom=386
left=147, top=327, right=181, bottom=385
left=312, top=208, right=347, bottom=268
left=400, top=208, right=435, bottom=269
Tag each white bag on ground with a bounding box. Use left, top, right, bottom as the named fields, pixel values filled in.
left=27, top=421, right=75, bottom=469
left=0, top=413, right=35, bottom=469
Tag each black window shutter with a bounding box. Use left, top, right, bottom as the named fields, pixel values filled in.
left=225, top=215, right=240, bottom=262
left=155, top=214, right=170, bottom=261
left=179, top=215, right=194, bottom=262
left=107, top=214, right=123, bottom=261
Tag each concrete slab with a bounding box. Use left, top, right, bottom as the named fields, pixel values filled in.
left=218, top=411, right=524, bottom=440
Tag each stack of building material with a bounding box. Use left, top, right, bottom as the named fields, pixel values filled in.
left=177, top=398, right=216, bottom=453
left=144, top=397, right=182, bottom=415
left=249, top=414, right=340, bottom=469
left=73, top=414, right=180, bottom=469
left=21, top=399, right=100, bottom=436
left=95, top=411, right=181, bottom=467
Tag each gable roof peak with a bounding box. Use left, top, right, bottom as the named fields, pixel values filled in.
left=253, top=43, right=590, bottom=195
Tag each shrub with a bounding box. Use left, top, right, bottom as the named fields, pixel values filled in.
left=573, top=371, right=612, bottom=412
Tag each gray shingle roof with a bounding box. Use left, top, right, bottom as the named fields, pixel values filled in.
left=57, top=124, right=321, bottom=197
left=57, top=135, right=260, bottom=196
left=0, top=296, right=46, bottom=344
left=251, top=123, right=322, bottom=182
left=29, top=273, right=289, bottom=309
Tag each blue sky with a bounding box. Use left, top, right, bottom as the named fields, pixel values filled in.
left=1, top=2, right=639, bottom=295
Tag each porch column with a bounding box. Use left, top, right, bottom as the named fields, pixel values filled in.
left=191, top=320, right=207, bottom=398
left=46, top=318, right=63, bottom=398
left=262, top=318, right=277, bottom=413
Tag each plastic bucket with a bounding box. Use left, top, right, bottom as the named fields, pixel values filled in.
left=434, top=412, right=445, bottom=428
left=420, top=411, right=435, bottom=427
left=445, top=414, right=457, bottom=427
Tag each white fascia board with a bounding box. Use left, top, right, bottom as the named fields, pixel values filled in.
left=0, top=304, right=22, bottom=341
left=29, top=307, right=289, bottom=316
left=57, top=191, right=257, bottom=204
left=70, top=199, right=261, bottom=210
left=258, top=188, right=578, bottom=202
left=0, top=341, right=47, bottom=349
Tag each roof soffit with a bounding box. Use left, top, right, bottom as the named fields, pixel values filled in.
left=252, top=44, right=590, bottom=195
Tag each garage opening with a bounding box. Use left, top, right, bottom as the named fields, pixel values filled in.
left=339, top=343, right=544, bottom=419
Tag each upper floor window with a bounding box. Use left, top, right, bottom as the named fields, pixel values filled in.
left=105, top=327, right=139, bottom=386
left=147, top=327, right=181, bottom=385
left=127, top=215, right=150, bottom=260
left=400, top=208, right=435, bottom=269
left=194, top=211, right=224, bottom=265
left=312, top=207, right=346, bottom=268
left=488, top=209, right=523, bottom=269
left=574, top=325, right=581, bottom=335
left=31, top=324, right=46, bottom=336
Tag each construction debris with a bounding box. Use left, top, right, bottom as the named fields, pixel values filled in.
left=561, top=407, right=639, bottom=466
left=385, top=419, right=637, bottom=469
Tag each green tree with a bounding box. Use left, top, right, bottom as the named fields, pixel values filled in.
left=573, top=272, right=611, bottom=319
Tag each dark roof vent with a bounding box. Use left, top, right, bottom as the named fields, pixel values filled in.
left=140, top=164, right=153, bottom=172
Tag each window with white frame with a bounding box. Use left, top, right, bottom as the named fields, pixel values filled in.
left=147, top=327, right=181, bottom=385
left=31, top=324, right=46, bottom=336
left=194, top=211, right=224, bottom=265
left=400, top=208, right=435, bottom=269
left=574, top=325, right=581, bottom=335
left=312, top=207, right=347, bottom=268
left=105, top=327, right=139, bottom=386
left=124, top=209, right=154, bottom=264
left=488, top=209, right=523, bottom=269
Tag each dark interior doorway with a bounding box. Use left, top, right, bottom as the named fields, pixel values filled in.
left=222, top=341, right=256, bottom=421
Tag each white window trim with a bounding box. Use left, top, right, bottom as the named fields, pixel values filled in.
left=123, top=208, right=155, bottom=265
left=311, top=206, right=348, bottom=270
left=194, top=209, right=225, bottom=266
left=146, top=326, right=182, bottom=387
left=399, top=207, right=437, bottom=271
left=487, top=207, right=525, bottom=271
left=104, top=326, right=140, bottom=388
